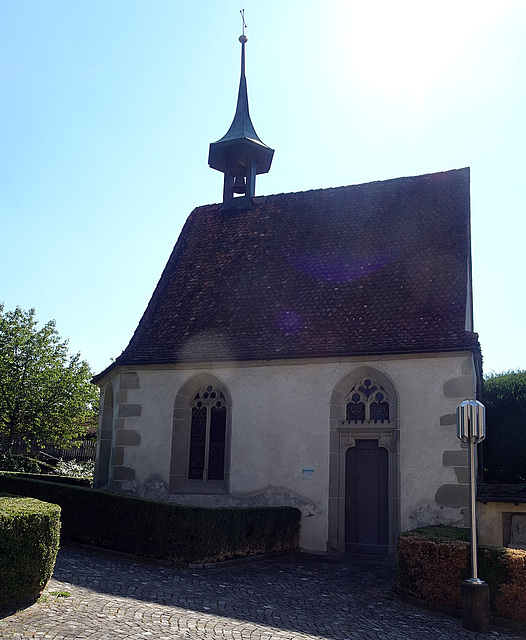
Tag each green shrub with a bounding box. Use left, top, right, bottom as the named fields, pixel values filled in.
left=0, top=496, right=61, bottom=606
left=12, top=472, right=91, bottom=488
left=397, top=526, right=526, bottom=622
left=0, top=453, right=40, bottom=473
left=0, top=473, right=300, bottom=563
left=483, top=369, right=526, bottom=483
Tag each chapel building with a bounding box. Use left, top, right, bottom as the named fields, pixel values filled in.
left=93, top=30, right=481, bottom=555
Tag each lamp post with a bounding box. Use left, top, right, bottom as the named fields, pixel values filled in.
left=456, top=399, right=491, bottom=633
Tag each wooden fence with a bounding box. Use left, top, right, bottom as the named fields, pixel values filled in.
left=0, top=433, right=96, bottom=462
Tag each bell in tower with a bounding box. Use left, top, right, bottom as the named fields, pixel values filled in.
left=208, top=16, right=274, bottom=209
left=232, top=174, right=247, bottom=194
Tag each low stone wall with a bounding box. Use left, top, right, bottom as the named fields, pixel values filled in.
left=477, top=485, right=526, bottom=548
left=478, top=501, right=526, bottom=547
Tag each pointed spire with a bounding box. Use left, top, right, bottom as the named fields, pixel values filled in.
left=208, top=14, right=274, bottom=208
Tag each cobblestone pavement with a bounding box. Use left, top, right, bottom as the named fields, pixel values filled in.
left=1, top=547, right=524, bottom=640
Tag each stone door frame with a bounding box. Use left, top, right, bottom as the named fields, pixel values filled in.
left=328, top=366, right=400, bottom=555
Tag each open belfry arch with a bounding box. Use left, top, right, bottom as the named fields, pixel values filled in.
left=92, top=15, right=482, bottom=555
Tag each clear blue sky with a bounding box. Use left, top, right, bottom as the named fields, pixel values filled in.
left=2, top=0, right=525, bottom=377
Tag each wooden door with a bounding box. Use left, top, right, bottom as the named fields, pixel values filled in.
left=345, top=439, right=389, bottom=554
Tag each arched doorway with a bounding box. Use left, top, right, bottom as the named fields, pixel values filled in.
left=328, top=367, right=399, bottom=555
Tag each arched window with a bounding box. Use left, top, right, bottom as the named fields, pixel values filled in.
left=346, top=393, right=365, bottom=422
left=94, top=383, right=114, bottom=489
left=345, top=378, right=391, bottom=424
left=188, top=384, right=227, bottom=481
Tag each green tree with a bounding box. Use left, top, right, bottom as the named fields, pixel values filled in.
left=482, top=369, right=526, bottom=483
left=0, top=305, right=99, bottom=453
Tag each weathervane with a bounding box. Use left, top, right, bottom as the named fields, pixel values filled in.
left=240, top=9, right=247, bottom=37
left=208, top=6, right=274, bottom=208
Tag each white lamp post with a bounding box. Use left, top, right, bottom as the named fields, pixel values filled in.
left=456, top=399, right=491, bottom=633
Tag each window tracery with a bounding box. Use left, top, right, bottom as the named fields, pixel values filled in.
left=188, top=385, right=227, bottom=481
left=345, top=378, right=390, bottom=424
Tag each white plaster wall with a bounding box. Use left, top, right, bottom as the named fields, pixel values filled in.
left=393, top=355, right=474, bottom=530
left=108, top=351, right=475, bottom=552
left=226, top=366, right=331, bottom=550
left=121, top=372, right=181, bottom=489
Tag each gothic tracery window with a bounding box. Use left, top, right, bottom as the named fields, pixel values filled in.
left=188, top=385, right=227, bottom=481
left=345, top=378, right=390, bottom=424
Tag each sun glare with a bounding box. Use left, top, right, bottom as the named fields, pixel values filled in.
left=343, top=0, right=514, bottom=103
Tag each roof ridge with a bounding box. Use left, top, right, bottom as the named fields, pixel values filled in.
left=197, top=167, right=470, bottom=209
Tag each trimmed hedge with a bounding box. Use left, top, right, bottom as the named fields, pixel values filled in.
left=12, top=473, right=91, bottom=488
left=398, top=525, right=526, bottom=622
left=0, top=473, right=301, bottom=563
left=494, top=548, right=526, bottom=622
left=0, top=495, right=61, bottom=606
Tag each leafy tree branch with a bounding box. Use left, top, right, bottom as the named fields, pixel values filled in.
left=0, top=305, right=99, bottom=453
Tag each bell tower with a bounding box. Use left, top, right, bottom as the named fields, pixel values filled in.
left=208, top=13, right=274, bottom=209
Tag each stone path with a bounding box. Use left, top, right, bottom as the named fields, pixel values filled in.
left=0, top=547, right=523, bottom=639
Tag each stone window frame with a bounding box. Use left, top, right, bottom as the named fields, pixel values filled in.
left=93, top=380, right=115, bottom=489
left=328, top=366, right=400, bottom=555
left=170, top=373, right=231, bottom=495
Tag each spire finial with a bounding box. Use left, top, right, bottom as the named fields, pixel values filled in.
left=208, top=9, right=274, bottom=208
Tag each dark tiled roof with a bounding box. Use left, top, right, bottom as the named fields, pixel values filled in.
left=478, top=484, right=526, bottom=504
left=101, top=168, right=480, bottom=375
